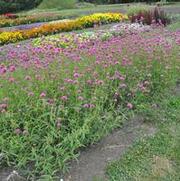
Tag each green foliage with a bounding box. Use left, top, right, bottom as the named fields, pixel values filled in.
left=0, top=0, right=42, bottom=14
left=38, top=0, right=77, bottom=9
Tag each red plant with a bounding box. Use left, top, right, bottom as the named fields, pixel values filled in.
left=130, top=7, right=170, bottom=26
left=3, top=13, right=18, bottom=19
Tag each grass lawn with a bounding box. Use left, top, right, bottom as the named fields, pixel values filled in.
left=18, top=4, right=129, bottom=17
left=20, top=2, right=178, bottom=17
left=18, top=2, right=180, bottom=17
left=106, top=87, right=180, bottom=181
left=168, top=22, right=180, bottom=31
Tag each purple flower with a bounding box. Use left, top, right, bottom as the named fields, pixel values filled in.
left=40, top=92, right=46, bottom=98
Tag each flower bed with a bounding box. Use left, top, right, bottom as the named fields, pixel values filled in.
left=0, top=13, right=128, bottom=45
left=0, top=27, right=179, bottom=179
left=0, top=13, right=70, bottom=28
left=32, top=23, right=151, bottom=48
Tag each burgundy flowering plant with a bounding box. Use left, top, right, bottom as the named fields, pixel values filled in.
left=130, top=7, right=170, bottom=26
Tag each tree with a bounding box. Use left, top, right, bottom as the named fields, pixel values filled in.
left=0, top=0, right=42, bottom=14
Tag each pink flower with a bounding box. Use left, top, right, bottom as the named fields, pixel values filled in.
left=8, top=77, right=15, bottom=83
left=83, top=104, right=95, bottom=108
left=0, top=67, right=7, bottom=74
left=119, top=83, right=127, bottom=89
left=83, top=104, right=89, bottom=108
left=47, top=98, right=54, bottom=105
left=87, top=80, right=93, bottom=85
left=73, top=73, right=80, bottom=79
left=56, top=118, right=62, bottom=129
left=14, top=128, right=22, bottom=135
left=61, top=96, right=68, bottom=101
left=35, top=74, right=42, bottom=81
left=96, top=80, right=104, bottom=85
left=127, top=103, right=133, bottom=109
left=77, top=89, right=81, bottom=94
left=0, top=103, right=7, bottom=109
left=25, top=76, right=31, bottom=81
left=40, top=92, right=46, bottom=98
left=9, top=65, right=16, bottom=72
left=114, top=92, right=119, bottom=97
left=78, top=96, right=84, bottom=101
left=59, top=86, right=65, bottom=91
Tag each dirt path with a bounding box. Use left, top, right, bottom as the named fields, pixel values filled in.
left=63, top=117, right=156, bottom=181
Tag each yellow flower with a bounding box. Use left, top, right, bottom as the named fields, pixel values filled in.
left=0, top=31, right=23, bottom=44
left=0, top=13, right=128, bottom=45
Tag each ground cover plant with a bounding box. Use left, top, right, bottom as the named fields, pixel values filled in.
left=0, top=20, right=179, bottom=179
